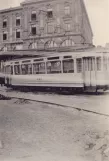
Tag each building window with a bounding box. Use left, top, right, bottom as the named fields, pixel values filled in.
left=3, top=32, right=7, bottom=41
left=16, top=17, right=21, bottom=26
left=57, top=18, right=60, bottom=26
left=31, top=11, right=36, bottom=21
left=47, top=9, right=53, bottom=18
left=65, top=6, right=70, bottom=16
left=29, top=42, right=37, bottom=49
left=61, top=39, right=75, bottom=47
left=47, top=24, right=54, bottom=33
left=32, top=42, right=37, bottom=49
left=65, top=23, right=71, bottom=31
left=40, top=19, right=44, bottom=28
left=3, top=19, right=7, bottom=28
left=55, top=27, right=61, bottom=34
left=16, top=29, right=21, bottom=39
left=28, top=42, right=37, bottom=49
left=31, top=25, right=36, bottom=35
left=45, top=40, right=57, bottom=49
left=37, top=40, right=44, bottom=50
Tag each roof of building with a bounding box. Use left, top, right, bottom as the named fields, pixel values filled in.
left=0, top=6, right=22, bottom=13
left=21, top=0, right=53, bottom=5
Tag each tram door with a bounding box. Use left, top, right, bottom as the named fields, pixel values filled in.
left=83, top=57, right=96, bottom=88
left=5, top=65, right=13, bottom=86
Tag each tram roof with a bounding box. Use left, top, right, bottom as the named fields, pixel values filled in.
left=0, top=50, right=54, bottom=60
left=0, top=48, right=109, bottom=61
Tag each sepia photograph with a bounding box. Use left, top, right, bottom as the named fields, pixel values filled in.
left=0, top=0, right=109, bottom=161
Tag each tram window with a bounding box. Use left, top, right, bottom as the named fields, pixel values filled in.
left=96, top=57, right=101, bottom=71
left=6, top=66, right=9, bottom=74
left=90, top=58, right=95, bottom=71
left=63, top=59, right=74, bottom=73
left=64, top=56, right=72, bottom=59
left=5, top=66, right=8, bottom=74
left=76, top=58, right=82, bottom=73
left=22, top=60, right=31, bottom=63
left=34, top=58, right=44, bottom=62
left=11, top=66, right=13, bottom=75
left=47, top=61, right=61, bottom=74
left=108, top=58, right=109, bottom=70
left=21, top=64, right=32, bottom=75
left=28, top=64, right=32, bottom=74
left=5, top=65, right=13, bottom=74
left=15, top=62, right=19, bottom=64
left=47, top=57, right=59, bottom=60
left=33, top=62, right=45, bottom=74
left=103, top=57, right=107, bottom=70
left=21, top=64, right=27, bottom=75
left=14, top=65, right=20, bottom=75
left=86, top=58, right=95, bottom=71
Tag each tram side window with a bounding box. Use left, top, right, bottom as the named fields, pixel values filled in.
left=85, top=58, right=95, bottom=71
left=96, top=57, right=101, bottom=71
left=14, top=65, right=20, bottom=75
left=108, top=58, right=109, bottom=70
left=5, top=65, right=13, bottom=74
left=76, top=58, right=82, bottom=73
left=11, top=66, right=13, bottom=75
left=28, top=64, right=32, bottom=74
left=103, top=57, right=107, bottom=71
left=90, top=58, right=95, bottom=71
left=21, top=64, right=32, bottom=75
left=33, top=62, right=45, bottom=74
left=6, top=66, right=9, bottom=74
left=63, top=59, right=74, bottom=73
left=47, top=61, right=61, bottom=74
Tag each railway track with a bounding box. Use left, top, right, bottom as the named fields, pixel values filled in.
left=0, top=87, right=109, bottom=118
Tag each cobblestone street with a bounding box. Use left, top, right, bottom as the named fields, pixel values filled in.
left=0, top=93, right=109, bottom=161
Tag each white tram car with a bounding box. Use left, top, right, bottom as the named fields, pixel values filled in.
left=1, top=50, right=109, bottom=93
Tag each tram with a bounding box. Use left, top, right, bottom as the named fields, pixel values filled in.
left=0, top=50, right=109, bottom=93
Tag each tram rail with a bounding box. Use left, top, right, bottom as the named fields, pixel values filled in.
left=0, top=87, right=109, bottom=118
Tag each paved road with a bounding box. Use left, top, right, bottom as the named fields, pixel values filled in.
left=1, top=88, right=109, bottom=116
left=0, top=98, right=109, bottom=161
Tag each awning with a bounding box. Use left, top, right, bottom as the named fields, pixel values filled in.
left=0, top=49, right=55, bottom=61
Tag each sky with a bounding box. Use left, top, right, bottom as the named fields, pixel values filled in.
left=0, top=0, right=109, bottom=46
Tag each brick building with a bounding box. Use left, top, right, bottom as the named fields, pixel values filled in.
left=0, top=0, right=93, bottom=52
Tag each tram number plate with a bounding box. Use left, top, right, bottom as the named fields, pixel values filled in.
left=36, top=78, right=42, bottom=81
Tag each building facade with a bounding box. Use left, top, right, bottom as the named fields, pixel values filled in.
left=0, top=0, right=93, bottom=52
